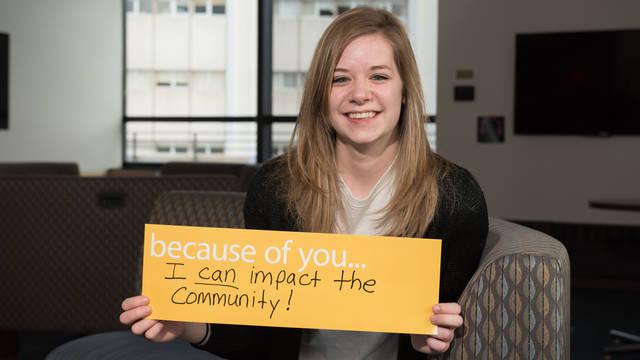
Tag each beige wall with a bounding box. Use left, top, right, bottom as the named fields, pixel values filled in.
left=437, top=0, right=640, bottom=225
left=0, top=0, right=122, bottom=173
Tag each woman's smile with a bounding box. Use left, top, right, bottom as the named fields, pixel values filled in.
left=344, top=111, right=380, bottom=123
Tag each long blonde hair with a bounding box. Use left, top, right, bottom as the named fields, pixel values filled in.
left=283, top=6, right=442, bottom=237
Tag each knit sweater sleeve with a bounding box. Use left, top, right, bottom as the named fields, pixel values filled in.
left=399, top=165, right=488, bottom=360
left=437, top=165, right=488, bottom=303
left=243, top=157, right=296, bottom=231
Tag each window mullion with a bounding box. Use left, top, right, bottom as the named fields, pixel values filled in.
left=257, top=0, right=273, bottom=163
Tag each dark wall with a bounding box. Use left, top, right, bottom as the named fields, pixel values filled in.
left=514, top=220, right=640, bottom=291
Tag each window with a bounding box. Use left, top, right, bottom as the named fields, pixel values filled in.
left=157, top=0, right=171, bottom=14
left=124, top=0, right=438, bottom=165
left=176, top=3, right=189, bottom=14
left=273, top=72, right=299, bottom=89
left=125, top=0, right=257, bottom=163
left=212, top=0, right=225, bottom=14
left=191, top=0, right=224, bottom=14
left=337, top=6, right=351, bottom=14
left=126, top=0, right=153, bottom=13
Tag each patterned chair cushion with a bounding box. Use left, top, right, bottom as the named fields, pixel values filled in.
left=442, top=218, right=570, bottom=359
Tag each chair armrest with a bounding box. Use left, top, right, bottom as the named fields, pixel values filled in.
left=444, top=218, right=570, bottom=359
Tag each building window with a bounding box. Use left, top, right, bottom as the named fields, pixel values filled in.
left=126, top=0, right=153, bottom=13
left=157, top=0, right=171, bottom=14
left=337, top=6, right=351, bottom=14
left=212, top=0, right=225, bottom=14
left=176, top=2, right=189, bottom=14
left=194, top=1, right=206, bottom=14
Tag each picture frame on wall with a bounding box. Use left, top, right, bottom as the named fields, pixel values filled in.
left=478, top=116, right=505, bottom=143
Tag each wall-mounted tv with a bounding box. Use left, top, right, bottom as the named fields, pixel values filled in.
left=0, top=33, right=8, bottom=130
left=514, top=29, right=640, bottom=136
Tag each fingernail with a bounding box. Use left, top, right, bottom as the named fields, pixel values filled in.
left=433, top=305, right=440, bottom=312
left=430, top=315, right=436, bottom=322
left=143, top=306, right=151, bottom=313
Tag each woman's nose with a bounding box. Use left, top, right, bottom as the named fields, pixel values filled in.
left=350, top=79, right=371, bottom=104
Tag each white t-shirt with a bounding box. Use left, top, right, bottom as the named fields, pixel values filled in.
left=299, top=163, right=399, bottom=360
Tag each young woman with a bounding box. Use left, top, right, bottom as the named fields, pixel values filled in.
left=121, top=7, right=487, bottom=359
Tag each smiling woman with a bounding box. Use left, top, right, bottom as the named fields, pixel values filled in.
left=287, top=6, right=437, bottom=238
left=120, top=6, right=488, bottom=359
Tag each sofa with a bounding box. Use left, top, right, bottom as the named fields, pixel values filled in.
left=0, top=175, right=240, bottom=334
left=0, top=161, right=79, bottom=175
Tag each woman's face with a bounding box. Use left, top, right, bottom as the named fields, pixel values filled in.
left=328, top=33, right=404, bottom=153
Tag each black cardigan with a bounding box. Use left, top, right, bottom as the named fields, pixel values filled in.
left=197, top=156, right=488, bottom=359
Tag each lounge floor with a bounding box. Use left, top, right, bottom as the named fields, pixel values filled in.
left=571, top=286, right=640, bottom=359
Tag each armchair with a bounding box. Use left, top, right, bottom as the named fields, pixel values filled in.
left=443, top=218, right=570, bottom=359
left=160, top=162, right=258, bottom=192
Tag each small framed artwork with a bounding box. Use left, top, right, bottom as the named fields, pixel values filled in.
left=454, top=86, right=474, bottom=101
left=478, top=116, right=505, bottom=143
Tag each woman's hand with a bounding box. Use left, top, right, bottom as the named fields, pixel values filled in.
left=120, top=296, right=187, bottom=343
left=410, top=302, right=463, bottom=354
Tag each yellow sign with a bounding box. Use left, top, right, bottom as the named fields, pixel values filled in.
left=142, top=224, right=442, bottom=335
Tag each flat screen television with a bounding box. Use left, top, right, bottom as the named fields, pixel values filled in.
left=0, top=33, right=7, bottom=129
left=514, top=29, right=640, bottom=136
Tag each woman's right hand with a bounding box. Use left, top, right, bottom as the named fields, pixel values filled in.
left=120, top=295, right=186, bottom=342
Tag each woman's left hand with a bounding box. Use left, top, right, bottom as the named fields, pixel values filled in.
left=410, top=302, right=463, bottom=354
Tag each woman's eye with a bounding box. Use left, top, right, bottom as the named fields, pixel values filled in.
left=371, top=74, right=389, bottom=81
left=332, top=77, right=348, bottom=84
